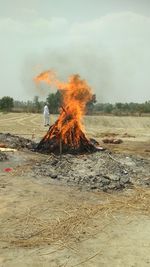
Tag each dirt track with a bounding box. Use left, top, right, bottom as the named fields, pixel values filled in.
left=0, top=113, right=150, bottom=267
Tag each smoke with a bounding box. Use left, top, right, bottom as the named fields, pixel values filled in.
left=21, top=11, right=150, bottom=103
left=22, top=45, right=113, bottom=102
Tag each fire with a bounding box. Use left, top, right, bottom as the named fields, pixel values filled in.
left=35, top=70, right=96, bottom=153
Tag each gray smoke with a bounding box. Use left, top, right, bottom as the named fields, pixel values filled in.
left=21, top=11, right=150, bottom=103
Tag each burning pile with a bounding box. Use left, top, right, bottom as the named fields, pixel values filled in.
left=35, top=71, right=97, bottom=154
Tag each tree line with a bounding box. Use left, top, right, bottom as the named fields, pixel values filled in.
left=0, top=93, right=150, bottom=115
left=93, top=101, right=150, bottom=115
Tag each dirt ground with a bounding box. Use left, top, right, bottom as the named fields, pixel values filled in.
left=0, top=113, right=150, bottom=267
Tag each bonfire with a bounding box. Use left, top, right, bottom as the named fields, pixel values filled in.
left=34, top=71, right=98, bottom=154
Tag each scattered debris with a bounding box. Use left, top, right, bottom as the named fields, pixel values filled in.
left=102, top=138, right=123, bottom=144
left=0, top=148, right=17, bottom=152
left=0, top=151, right=8, bottom=161
left=0, top=143, right=7, bottom=148
left=122, top=133, right=136, bottom=138
left=4, top=168, right=13, bottom=172
left=100, top=132, right=118, bottom=138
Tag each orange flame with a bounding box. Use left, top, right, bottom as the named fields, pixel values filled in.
left=34, top=71, right=93, bottom=147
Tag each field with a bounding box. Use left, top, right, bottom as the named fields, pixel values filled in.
left=0, top=112, right=150, bottom=154
left=0, top=113, right=150, bottom=267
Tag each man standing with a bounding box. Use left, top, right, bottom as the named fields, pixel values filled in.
left=43, top=103, right=50, bottom=126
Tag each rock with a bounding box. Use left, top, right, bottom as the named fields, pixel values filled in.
left=120, top=176, right=130, bottom=185
left=57, top=175, right=63, bottom=180
left=91, top=177, right=98, bottom=182
left=101, top=177, right=110, bottom=186
left=90, top=185, right=98, bottom=190
left=102, top=186, right=108, bottom=192
left=108, top=183, right=117, bottom=190
left=0, top=151, right=8, bottom=161
left=50, top=173, right=57, bottom=179
left=143, top=179, right=150, bottom=186
left=35, top=162, right=41, bottom=166
left=51, top=159, right=58, bottom=166
left=108, top=174, right=120, bottom=181
left=122, top=170, right=128, bottom=175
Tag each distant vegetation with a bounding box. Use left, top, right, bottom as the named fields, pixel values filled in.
left=0, top=92, right=150, bottom=115
left=0, top=96, right=14, bottom=112
left=93, top=101, right=150, bottom=115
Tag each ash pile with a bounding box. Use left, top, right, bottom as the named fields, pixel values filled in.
left=32, top=151, right=150, bottom=191
left=0, top=133, right=35, bottom=150
left=0, top=133, right=149, bottom=191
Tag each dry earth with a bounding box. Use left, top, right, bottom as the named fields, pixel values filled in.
left=0, top=113, right=150, bottom=267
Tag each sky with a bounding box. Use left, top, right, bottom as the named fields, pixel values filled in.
left=0, top=0, right=150, bottom=103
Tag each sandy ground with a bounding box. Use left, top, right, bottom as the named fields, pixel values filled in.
left=0, top=113, right=150, bottom=267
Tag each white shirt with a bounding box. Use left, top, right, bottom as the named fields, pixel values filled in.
left=44, top=105, right=49, bottom=115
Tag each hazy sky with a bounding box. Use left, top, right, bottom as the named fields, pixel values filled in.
left=0, top=0, right=150, bottom=103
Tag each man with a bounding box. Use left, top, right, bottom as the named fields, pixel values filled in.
left=43, top=103, right=50, bottom=126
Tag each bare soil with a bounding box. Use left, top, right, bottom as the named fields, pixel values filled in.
left=0, top=113, right=150, bottom=267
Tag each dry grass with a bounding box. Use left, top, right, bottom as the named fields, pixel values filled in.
left=0, top=113, right=150, bottom=140
left=1, top=187, right=150, bottom=248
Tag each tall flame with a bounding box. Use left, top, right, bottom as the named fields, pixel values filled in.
left=34, top=71, right=93, bottom=147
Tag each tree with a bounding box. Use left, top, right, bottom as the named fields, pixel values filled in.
left=86, top=94, right=97, bottom=114
left=46, top=90, right=62, bottom=114
left=142, top=101, right=150, bottom=113
left=0, top=96, right=14, bottom=112
left=103, top=103, right=113, bottom=113
left=33, top=96, right=41, bottom=113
